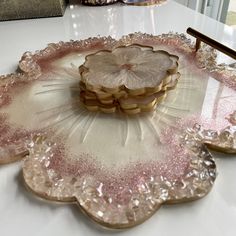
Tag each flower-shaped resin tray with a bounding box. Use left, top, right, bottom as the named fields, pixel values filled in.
left=0, top=33, right=235, bottom=229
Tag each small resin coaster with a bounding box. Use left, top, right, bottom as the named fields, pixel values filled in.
left=79, top=44, right=179, bottom=114
left=0, top=33, right=235, bottom=229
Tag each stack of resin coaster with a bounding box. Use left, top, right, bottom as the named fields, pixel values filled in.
left=79, top=45, right=180, bottom=114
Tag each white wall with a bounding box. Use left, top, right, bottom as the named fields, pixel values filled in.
left=173, top=0, right=230, bottom=23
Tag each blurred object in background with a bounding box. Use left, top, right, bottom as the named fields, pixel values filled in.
left=0, top=0, right=68, bottom=21
left=174, top=0, right=236, bottom=26
left=81, top=0, right=166, bottom=5
left=81, top=0, right=118, bottom=5
left=122, top=0, right=166, bottom=6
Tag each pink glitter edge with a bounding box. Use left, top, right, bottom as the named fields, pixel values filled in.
left=17, top=33, right=236, bottom=91
left=32, top=127, right=194, bottom=205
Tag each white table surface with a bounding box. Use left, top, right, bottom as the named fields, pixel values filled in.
left=0, top=1, right=236, bottom=236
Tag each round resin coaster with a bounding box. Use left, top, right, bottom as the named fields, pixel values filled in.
left=122, top=0, right=167, bottom=6
left=0, top=33, right=235, bottom=229
left=79, top=44, right=179, bottom=114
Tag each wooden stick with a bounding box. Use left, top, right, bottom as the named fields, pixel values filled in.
left=187, top=27, right=236, bottom=60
